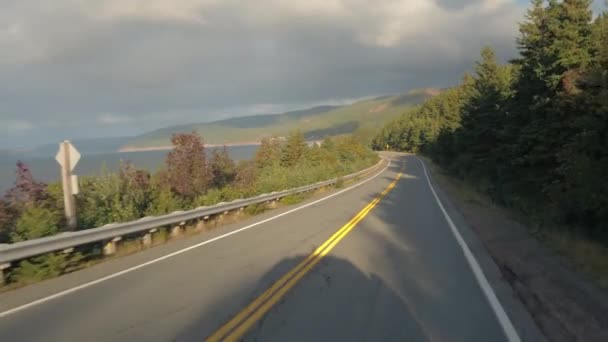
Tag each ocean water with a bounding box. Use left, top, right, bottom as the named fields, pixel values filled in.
left=0, top=145, right=258, bottom=194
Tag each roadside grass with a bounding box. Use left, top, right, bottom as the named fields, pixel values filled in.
left=422, top=157, right=494, bottom=207
left=542, top=230, right=608, bottom=289
left=244, top=203, right=267, bottom=216
left=152, top=228, right=169, bottom=246
left=421, top=156, right=608, bottom=290
left=280, top=194, right=305, bottom=205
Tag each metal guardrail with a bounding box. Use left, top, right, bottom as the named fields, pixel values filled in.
left=0, top=159, right=384, bottom=265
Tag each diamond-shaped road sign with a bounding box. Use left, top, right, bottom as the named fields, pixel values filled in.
left=55, top=142, right=81, bottom=171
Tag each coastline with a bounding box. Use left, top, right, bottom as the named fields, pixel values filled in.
left=118, top=142, right=261, bottom=153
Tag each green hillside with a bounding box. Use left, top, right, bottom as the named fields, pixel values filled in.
left=123, top=90, right=436, bottom=149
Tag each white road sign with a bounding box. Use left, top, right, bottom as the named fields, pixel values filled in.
left=55, top=141, right=81, bottom=171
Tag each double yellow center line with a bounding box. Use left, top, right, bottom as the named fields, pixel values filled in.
left=207, top=170, right=403, bottom=341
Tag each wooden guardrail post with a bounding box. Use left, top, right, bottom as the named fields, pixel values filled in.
left=0, top=263, right=10, bottom=286
left=217, top=211, right=229, bottom=225
left=195, top=219, right=206, bottom=232
left=170, top=222, right=186, bottom=238
left=142, top=229, right=156, bottom=248
left=235, top=207, right=244, bottom=218
left=103, top=237, right=122, bottom=256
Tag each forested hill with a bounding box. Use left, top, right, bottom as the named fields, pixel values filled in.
left=122, top=90, right=436, bottom=150
left=373, top=2, right=608, bottom=237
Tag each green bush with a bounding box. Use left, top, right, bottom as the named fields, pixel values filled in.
left=195, top=188, right=224, bottom=207
left=0, top=133, right=378, bottom=287
left=146, top=189, right=183, bottom=216
left=11, top=206, right=61, bottom=242
left=244, top=203, right=266, bottom=216
left=11, top=252, right=83, bottom=285
left=280, top=194, right=305, bottom=205
left=10, top=206, right=83, bottom=284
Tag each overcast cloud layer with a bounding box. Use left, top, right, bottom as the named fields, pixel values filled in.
left=0, top=0, right=602, bottom=147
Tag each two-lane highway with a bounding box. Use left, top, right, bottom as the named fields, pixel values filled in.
left=0, top=153, right=540, bottom=341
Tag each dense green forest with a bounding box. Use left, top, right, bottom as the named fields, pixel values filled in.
left=0, top=131, right=377, bottom=283
left=373, top=0, right=607, bottom=240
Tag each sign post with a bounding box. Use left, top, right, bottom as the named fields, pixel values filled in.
left=55, top=141, right=80, bottom=230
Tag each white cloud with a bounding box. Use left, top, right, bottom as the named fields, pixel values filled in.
left=93, top=0, right=211, bottom=24
left=1, top=119, right=34, bottom=135
left=0, top=0, right=524, bottom=67
left=97, top=113, right=134, bottom=125
left=0, top=0, right=533, bottom=146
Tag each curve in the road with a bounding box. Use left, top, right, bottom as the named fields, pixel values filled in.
left=0, top=154, right=532, bottom=342
left=207, top=168, right=403, bottom=341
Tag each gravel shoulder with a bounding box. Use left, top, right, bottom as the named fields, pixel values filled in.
left=422, top=157, right=608, bottom=342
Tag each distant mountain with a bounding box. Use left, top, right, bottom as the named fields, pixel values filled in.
left=123, top=90, right=437, bottom=150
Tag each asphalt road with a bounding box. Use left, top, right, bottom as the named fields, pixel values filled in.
left=0, top=153, right=543, bottom=341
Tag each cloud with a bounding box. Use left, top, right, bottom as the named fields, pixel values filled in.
left=95, top=0, right=210, bottom=23
left=0, top=0, right=534, bottom=147
left=1, top=119, right=34, bottom=135
left=97, top=113, right=134, bottom=125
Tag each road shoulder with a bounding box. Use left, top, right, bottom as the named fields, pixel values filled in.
left=420, top=156, right=608, bottom=342
left=416, top=156, right=544, bottom=342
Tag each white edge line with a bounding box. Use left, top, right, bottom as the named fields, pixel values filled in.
left=0, top=158, right=392, bottom=318
left=416, top=157, right=521, bottom=342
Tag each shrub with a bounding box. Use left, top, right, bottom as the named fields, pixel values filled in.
left=210, top=147, right=236, bottom=188
left=147, top=189, right=183, bottom=216
left=9, top=206, right=82, bottom=284
left=166, top=132, right=211, bottom=198
left=11, top=252, right=83, bottom=285
left=0, top=199, right=14, bottom=243
left=11, top=206, right=61, bottom=242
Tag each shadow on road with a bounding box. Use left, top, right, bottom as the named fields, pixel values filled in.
left=352, top=154, right=509, bottom=342
left=175, top=255, right=432, bottom=341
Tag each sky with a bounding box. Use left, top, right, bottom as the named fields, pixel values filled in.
left=0, top=0, right=605, bottom=148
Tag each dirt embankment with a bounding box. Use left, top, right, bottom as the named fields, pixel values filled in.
left=425, top=158, right=608, bottom=342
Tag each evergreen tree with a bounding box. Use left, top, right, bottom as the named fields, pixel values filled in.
left=452, top=47, right=517, bottom=198
left=281, top=131, right=308, bottom=167
left=255, top=137, right=281, bottom=169
left=11, top=206, right=60, bottom=242
left=552, top=11, right=608, bottom=229
left=371, top=1, right=607, bottom=236
left=508, top=0, right=595, bottom=204
left=210, top=146, right=237, bottom=188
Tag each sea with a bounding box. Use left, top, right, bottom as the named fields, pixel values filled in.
left=0, top=145, right=258, bottom=194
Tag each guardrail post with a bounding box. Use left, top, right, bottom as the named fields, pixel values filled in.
left=195, top=218, right=206, bottom=232
left=103, top=237, right=122, bottom=256
left=0, top=263, right=10, bottom=286
left=217, top=211, right=229, bottom=225
left=267, top=200, right=278, bottom=209
left=171, top=222, right=185, bottom=238
left=142, top=229, right=155, bottom=248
